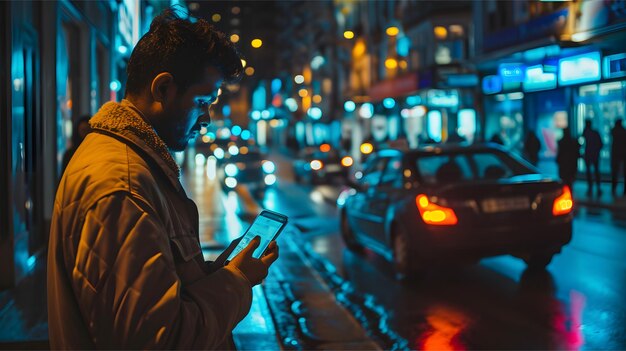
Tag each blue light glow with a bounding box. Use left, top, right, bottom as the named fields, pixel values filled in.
left=406, top=95, right=421, bottom=106
left=558, top=52, right=601, bottom=86
left=225, top=164, right=238, bottom=177
left=222, top=105, right=231, bottom=117
left=109, top=80, right=122, bottom=92
left=427, top=110, right=442, bottom=142
left=603, top=53, right=626, bottom=79
left=262, top=160, right=276, bottom=173
left=397, top=37, right=410, bottom=57
left=344, top=100, right=356, bottom=112
left=482, top=75, right=502, bottom=94
left=231, top=125, right=242, bottom=136
left=523, top=65, right=557, bottom=92
left=383, top=98, right=396, bottom=109
left=285, top=97, right=298, bottom=112
left=308, top=107, right=322, bottom=120
left=241, top=130, right=251, bottom=140
left=271, top=78, right=282, bottom=94
left=499, top=63, right=525, bottom=83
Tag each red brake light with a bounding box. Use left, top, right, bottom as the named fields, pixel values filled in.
left=552, top=186, right=573, bottom=216
left=416, top=194, right=458, bottom=226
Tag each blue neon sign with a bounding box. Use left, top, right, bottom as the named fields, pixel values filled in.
left=558, top=52, right=601, bottom=86
left=523, top=65, right=556, bottom=92
left=482, top=75, right=502, bottom=95
left=499, top=63, right=525, bottom=83
left=603, top=53, right=626, bottom=79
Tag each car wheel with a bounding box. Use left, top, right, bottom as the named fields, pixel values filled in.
left=340, top=212, right=362, bottom=252
left=523, top=252, right=554, bottom=270
left=392, top=223, right=415, bottom=280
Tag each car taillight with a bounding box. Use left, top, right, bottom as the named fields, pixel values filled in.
left=416, top=194, right=458, bottom=226
left=552, top=186, right=573, bottom=216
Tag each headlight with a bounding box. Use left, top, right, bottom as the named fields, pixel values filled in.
left=310, top=160, right=323, bottom=171
left=264, top=174, right=277, bottom=185
left=224, top=164, right=238, bottom=177
left=225, top=177, right=238, bottom=188
left=213, top=147, right=225, bottom=159
left=262, top=160, right=276, bottom=173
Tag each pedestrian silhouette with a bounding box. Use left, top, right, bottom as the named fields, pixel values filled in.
left=610, top=118, right=626, bottom=196
left=582, top=119, right=603, bottom=197
left=523, top=130, right=541, bottom=166
left=556, top=127, right=580, bottom=190
left=61, top=115, right=91, bottom=174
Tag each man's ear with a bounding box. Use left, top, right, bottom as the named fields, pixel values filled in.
left=150, top=72, right=175, bottom=104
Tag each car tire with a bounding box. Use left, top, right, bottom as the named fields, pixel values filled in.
left=341, top=212, right=363, bottom=252
left=392, top=223, right=415, bottom=281
left=523, top=252, right=554, bottom=270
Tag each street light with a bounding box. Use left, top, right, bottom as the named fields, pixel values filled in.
left=343, top=30, right=354, bottom=39
left=251, top=38, right=263, bottom=48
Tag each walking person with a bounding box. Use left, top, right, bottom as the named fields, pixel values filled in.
left=610, top=118, right=626, bottom=196
left=48, top=8, right=279, bottom=349
left=556, top=127, right=580, bottom=190
left=582, top=119, right=603, bottom=197
left=523, top=130, right=541, bottom=166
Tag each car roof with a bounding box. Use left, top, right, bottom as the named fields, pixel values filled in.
left=374, top=142, right=507, bottom=158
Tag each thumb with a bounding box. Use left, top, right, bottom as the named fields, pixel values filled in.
left=240, top=236, right=261, bottom=257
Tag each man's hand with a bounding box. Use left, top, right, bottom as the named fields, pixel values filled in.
left=228, top=236, right=279, bottom=286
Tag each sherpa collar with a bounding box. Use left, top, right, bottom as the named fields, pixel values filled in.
left=89, top=99, right=180, bottom=178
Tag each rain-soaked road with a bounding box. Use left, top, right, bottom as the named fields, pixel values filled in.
left=258, top=179, right=626, bottom=350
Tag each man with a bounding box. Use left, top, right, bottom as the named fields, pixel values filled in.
left=582, top=119, right=603, bottom=197
left=556, top=127, right=580, bottom=189
left=47, top=8, right=279, bottom=349
left=610, top=118, right=626, bottom=196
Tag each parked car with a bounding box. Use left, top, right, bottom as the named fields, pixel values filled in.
left=219, top=149, right=276, bottom=197
left=293, top=144, right=353, bottom=185
left=338, top=143, right=573, bottom=279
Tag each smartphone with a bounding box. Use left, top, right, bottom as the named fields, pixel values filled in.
left=226, top=209, right=288, bottom=263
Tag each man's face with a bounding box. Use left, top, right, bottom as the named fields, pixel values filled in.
left=160, top=67, right=223, bottom=151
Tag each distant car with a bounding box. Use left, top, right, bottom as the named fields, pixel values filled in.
left=293, top=145, right=353, bottom=185
left=338, top=144, right=573, bottom=279
left=220, top=149, right=276, bottom=197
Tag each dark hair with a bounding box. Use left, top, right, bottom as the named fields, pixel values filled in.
left=73, top=115, right=91, bottom=146
left=125, top=7, right=243, bottom=96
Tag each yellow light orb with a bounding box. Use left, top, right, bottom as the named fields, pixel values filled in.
left=312, top=95, right=322, bottom=104
left=245, top=67, right=255, bottom=76
left=251, top=39, right=263, bottom=48
left=399, top=60, right=408, bottom=69
left=298, top=89, right=308, bottom=98
left=230, top=34, right=240, bottom=43
left=240, top=58, right=246, bottom=67
left=211, top=13, right=221, bottom=22
left=385, top=58, right=398, bottom=69
left=360, top=142, right=373, bottom=154
left=386, top=26, right=399, bottom=36
left=343, top=30, right=354, bottom=39
left=434, top=26, right=447, bottom=39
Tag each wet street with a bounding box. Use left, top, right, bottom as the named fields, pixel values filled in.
left=185, top=151, right=626, bottom=350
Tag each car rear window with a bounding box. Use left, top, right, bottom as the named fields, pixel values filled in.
left=415, top=151, right=535, bottom=184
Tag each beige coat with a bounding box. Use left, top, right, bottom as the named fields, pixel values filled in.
left=48, top=100, right=252, bottom=349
